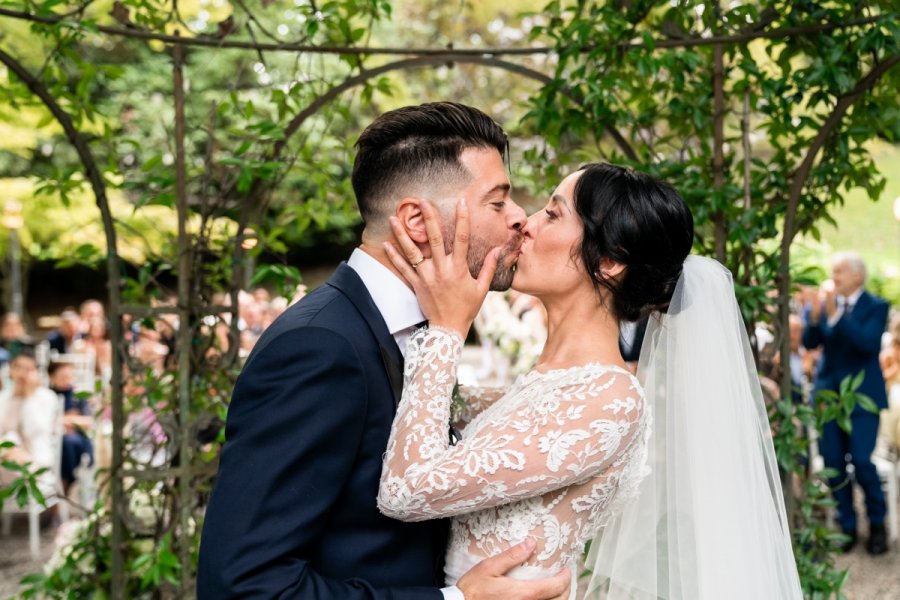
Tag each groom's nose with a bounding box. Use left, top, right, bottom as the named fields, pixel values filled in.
left=507, top=202, right=526, bottom=231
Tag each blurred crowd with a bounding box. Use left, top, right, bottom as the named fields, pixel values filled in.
left=0, top=284, right=306, bottom=522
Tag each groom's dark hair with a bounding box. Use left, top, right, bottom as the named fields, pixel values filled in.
left=351, top=102, right=508, bottom=232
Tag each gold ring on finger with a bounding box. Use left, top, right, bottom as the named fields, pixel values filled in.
left=411, top=257, right=425, bottom=268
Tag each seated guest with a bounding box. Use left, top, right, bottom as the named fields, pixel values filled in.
left=880, top=314, right=900, bottom=450
left=881, top=313, right=900, bottom=389
left=783, top=313, right=817, bottom=404
left=0, top=312, right=26, bottom=346
left=1, top=313, right=29, bottom=368
left=132, top=322, right=170, bottom=374
left=48, top=361, right=94, bottom=494
left=0, top=349, right=60, bottom=500
left=46, top=310, right=82, bottom=355
left=76, top=317, right=112, bottom=380
left=78, top=299, right=105, bottom=336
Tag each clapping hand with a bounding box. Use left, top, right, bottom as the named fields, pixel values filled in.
left=384, top=199, right=500, bottom=338
left=817, top=279, right=837, bottom=321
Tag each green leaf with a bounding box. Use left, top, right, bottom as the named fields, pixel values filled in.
left=856, top=393, right=879, bottom=415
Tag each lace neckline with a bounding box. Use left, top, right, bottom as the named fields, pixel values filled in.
left=528, top=362, right=632, bottom=378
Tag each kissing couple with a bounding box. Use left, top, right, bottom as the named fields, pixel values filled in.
left=198, top=102, right=803, bottom=599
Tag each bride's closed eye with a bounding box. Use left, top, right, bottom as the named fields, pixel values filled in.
left=544, top=208, right=558, bottom=221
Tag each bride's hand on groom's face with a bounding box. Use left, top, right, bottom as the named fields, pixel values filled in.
left=384, top=199, right=500, bottom=338
left=457, top=539, right=571, bottom=600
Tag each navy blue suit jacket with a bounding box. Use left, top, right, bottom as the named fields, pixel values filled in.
left=197, top=263, right=448, bottom=599
left=802, top=290, right=889, bottom=415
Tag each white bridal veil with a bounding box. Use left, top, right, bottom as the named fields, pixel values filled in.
left=585, top=256, right=802, bottom=599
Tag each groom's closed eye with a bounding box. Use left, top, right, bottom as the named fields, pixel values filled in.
left=480, top=183, right=511, bottom=206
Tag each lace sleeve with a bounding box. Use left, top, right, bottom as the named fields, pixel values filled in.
left=452, top=386, right=506, bottom=428
left=377, top=328, right=646, bottom=522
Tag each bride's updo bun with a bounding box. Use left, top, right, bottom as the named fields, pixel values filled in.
left=573, top=163, right=694, bottom=321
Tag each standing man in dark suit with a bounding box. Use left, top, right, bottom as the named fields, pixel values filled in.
left=803, top=251, right=890, bottom=555
left=197, top=103, right=570, bottom=599
left=618, top=315, right=647, bottom=373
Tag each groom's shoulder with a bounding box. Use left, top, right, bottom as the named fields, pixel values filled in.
left=268, top=282, right=357, bottom=336
left=242, top=285, right=362, bottom=368
left=867, top=291, right=889, bottom=309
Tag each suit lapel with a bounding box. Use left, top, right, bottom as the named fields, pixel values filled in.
left=380, top=346, right=404, bottom=407
left=854, top=291, right=871, bottom=316
left=326, top=263, right=404, bottom=407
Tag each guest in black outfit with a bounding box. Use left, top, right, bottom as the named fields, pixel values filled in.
left=46, top=310, right=82, bottom=355
left=618, top=315, right=648, bottom=373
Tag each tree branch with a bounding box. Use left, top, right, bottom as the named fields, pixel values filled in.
left=0, top=44, right=127, bottom=598
left=712, top=41, right=727, bottom=263
left=277, top=54, right=635, bottom=161
left=0, top=7, right=887, bottom=56
left=776, top=53, right=899, bottom=403
left=783, top=54, right=899, bottom=246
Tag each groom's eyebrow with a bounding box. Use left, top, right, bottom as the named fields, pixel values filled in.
left=481, top=183, right=511, bottom=202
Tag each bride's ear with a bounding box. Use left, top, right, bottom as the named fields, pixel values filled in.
left=597, top=258, right=626, bottom=280
left=395, top=199, right=428, bottom=244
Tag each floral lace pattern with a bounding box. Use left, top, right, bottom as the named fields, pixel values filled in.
left=377, top=328, right=650, bottom=577
left=451, top=386, right=505, bottom=427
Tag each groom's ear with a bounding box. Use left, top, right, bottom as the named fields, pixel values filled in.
left=395, top=198, right=429, bottom=244
left=597, top=257, right=626, bottom=280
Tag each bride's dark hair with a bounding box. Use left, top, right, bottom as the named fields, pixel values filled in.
left=573, top=163, right=694, bottom=321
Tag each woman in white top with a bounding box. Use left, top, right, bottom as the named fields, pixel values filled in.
left=377, top=163, right=802, bottom=599
left=0, top=350, right=60, bottom=499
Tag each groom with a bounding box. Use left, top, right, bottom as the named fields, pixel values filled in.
left=198, top=103, right=570, bottom=599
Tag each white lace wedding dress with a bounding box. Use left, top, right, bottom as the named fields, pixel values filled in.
left=377, top=328, right=651, bottom=598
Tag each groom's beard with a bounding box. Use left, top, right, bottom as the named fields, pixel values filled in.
left=443, top=228, right=522, bottom=292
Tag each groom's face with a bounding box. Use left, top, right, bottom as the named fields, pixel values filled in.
left=444, top=147, right=526, bottom=291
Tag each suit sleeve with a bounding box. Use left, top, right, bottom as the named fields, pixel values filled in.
left=197, top=327, right=441, bottom=600
left=802, top=305, right=824, bottom=350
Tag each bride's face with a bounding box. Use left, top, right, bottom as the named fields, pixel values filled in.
left=513, top=171, right=589, bottom=297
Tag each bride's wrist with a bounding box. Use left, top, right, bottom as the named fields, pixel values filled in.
left=428, top=322, right=469, bottom=341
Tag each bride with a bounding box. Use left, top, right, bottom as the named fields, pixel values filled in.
left=377, top=163, right=802, bottom=599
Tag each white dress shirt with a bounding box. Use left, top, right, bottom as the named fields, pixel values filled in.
left=347, top=249, right=464, bottom=600
left=827, top=287, right=863, bottom=328
left=619, top=320, right=638, bottom=356
left=347, top=248, right=426, bottom=358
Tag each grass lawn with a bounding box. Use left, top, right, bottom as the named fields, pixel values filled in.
left=809, top=140, right=900, bottom=302
left=819, top=140, right=900, bottom=268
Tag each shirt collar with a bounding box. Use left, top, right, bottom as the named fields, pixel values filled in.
left=845, top=288, right=864, bottom=305
left=347, top=248, right=425, bottom=336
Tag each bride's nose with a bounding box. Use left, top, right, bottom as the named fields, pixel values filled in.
left=522, top=214, right=538, bottom=238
